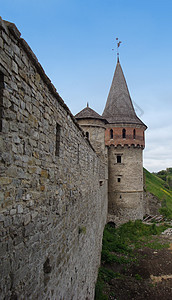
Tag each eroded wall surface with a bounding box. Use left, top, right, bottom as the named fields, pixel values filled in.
left=0, top=18, right=108, bottom=299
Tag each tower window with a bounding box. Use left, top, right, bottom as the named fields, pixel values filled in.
left=110, top=129, right=113, bottom=139
left=99, top=180, right=103, bottom=186
left=122, top=128, right=126, bottom=139
left=133, top=129, right=136, bottom=139
left=86, top=131, right=89, bottom=139
left=55, top=123, right=61, bottom=156
left=117, top=178, right=121, bottom=182
left=0, top=72, right=4, bottom=132
left=117, top=155, right=121, bottom=163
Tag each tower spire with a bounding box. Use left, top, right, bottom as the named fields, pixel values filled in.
left=102, top=61, right=146, bottom=127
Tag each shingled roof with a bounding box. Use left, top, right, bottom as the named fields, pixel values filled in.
left=102, top=61, right=146, bottom=127
left=75, top=105, right=106, bottom=122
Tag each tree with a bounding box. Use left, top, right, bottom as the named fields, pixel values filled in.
left=167, top=175, right=172, bottom=189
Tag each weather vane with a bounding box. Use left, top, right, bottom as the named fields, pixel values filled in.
left=112, top=38, right=122, bottom=62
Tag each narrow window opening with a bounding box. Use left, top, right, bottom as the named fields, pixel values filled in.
left=99, top=180, right=103, bottom=186
left=122, top=128, right=126, bottom=139
left=43, top=257, right=52, bottom=274
left=55, top=123, right=61, bottom=156
left=120, top=195, right=122, bottom=199
left=110, top=129, right=113, bottom=139
left=133, top=129, right=136, bottom=139
left=117, top=155, right=121, bottom=163
left=118, top=177, right=121, bottom=182
left=86, top=131, right=89, bottom=139
left=0, top=72, right=4, bottom=132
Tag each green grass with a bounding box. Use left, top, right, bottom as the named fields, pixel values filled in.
left=134, top=273, right=142, bottom=280
left=102, top=221, right=168, bottom=258
left=95, top=267, right=122, bottom=300
left=95, top=220, right=170, bottom=300
left=144, top=168, right=172, bottom=219
left=144, top=240, right=170, bottom=249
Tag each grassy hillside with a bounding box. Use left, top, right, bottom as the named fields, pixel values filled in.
left=154, top=168, right=172, bottom=189
left=144, top=168, right=172, bottom=219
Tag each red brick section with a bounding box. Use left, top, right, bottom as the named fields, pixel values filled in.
left=105, top=127, right=145, bottom=148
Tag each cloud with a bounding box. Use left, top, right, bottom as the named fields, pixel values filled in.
left=144, top=124, right=172, bottom=172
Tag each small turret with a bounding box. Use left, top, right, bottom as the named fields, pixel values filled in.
left=75, top=105, right=107, bottom=157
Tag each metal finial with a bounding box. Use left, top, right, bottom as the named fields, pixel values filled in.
left=87, top=102, right=89, bottom=108
left=116, top=38, right=122, bottom=62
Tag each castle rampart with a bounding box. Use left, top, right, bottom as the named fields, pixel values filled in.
left=0, top=18, right=108, bottom=299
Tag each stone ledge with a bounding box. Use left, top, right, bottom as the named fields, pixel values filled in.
left=0, top=16, right=8, bottom=34
left=4, top=20, right=21, bottom=39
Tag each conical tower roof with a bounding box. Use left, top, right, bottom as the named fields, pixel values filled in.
left=75, top=105, right=106, bottom=122
left=102, top=61, right=146, bottom=127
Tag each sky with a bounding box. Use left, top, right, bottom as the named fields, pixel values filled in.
left=1, top=0, right=172, bottom=172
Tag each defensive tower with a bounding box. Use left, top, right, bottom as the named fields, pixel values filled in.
left=75, top=104, right=107, bottom=158
left=75, top=104, right=108, bottom=196
left=76, top=59, right=147, bottom=224
left=103, top=60, right=147, bottom=224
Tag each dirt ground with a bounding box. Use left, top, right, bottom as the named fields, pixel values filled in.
left=103, top=233, right=172, bottom=300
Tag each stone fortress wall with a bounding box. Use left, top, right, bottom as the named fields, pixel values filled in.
left=0, top=18, right=108, bottom=299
